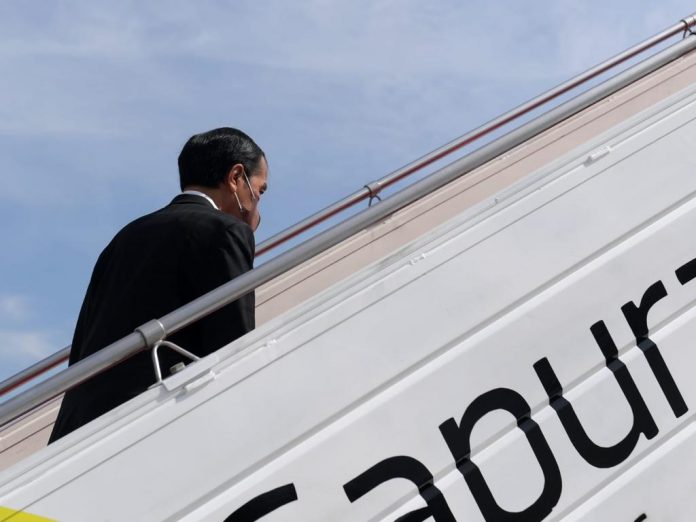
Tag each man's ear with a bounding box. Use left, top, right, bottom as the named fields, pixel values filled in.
left=225, top=164, right=244, bottom=192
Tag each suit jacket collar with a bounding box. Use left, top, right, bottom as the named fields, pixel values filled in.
left=169, top=193, right=218, bottom=208
left=168, top=194, right=251, bottom=231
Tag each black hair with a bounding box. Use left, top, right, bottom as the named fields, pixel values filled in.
left=178, top=127, right=265, bottom=190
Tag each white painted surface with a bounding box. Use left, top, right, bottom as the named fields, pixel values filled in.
left=3, top=83, right=696, bottom=521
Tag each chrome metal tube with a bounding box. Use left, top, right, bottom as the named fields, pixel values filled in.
left=2, top=34, right=695, bottom=429
left=255, top=189, right=367, bottom=255
left=0, top=346, right=70, bottom=397
left=254, top=15, right=696, bottom=257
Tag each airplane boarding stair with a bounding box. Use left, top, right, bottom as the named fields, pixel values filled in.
left=2, top=15, right=696, bottom=521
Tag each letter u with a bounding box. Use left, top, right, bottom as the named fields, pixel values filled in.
left=533, top=320, right=658, bottom=469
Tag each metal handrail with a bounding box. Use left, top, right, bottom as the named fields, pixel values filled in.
left=0, top=15, right=695, bottom=419
left=253, top=14, right=696, bottom=257
left=0, top=347, right=70, bottom=398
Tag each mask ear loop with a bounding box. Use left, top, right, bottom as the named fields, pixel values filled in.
left=242, top=171, right=257, bottom=202
left=234, top=168, right=261, bottom=229
left=243, top=172, right=261, bottom=229
left=233, top=167, right=255, bottom=214
left=234, top=191, right=244, bottom=213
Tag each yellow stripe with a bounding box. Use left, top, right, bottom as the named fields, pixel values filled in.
left=0, top=507, right=55, bottom=522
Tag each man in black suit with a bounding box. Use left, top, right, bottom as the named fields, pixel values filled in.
left=49, top=127, right=268, bottom=443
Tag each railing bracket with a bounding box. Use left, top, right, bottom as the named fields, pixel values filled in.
left=135, top=319, right=167, bottom=348
left=364, top=181, right=383, bottom=207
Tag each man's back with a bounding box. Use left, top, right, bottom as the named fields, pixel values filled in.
left=49, top=194, right=255, bottom=442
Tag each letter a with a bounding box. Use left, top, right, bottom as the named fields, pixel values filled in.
left=343, top=456, right=455, bottom=522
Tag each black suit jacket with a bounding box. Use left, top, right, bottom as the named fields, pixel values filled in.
left=49, top=194, right=255, bottom=442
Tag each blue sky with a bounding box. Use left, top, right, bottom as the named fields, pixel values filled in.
left=0, top=0, right=693, bottom=385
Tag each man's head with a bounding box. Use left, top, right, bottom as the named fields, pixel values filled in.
left=178, top=127, right=268, bottom=230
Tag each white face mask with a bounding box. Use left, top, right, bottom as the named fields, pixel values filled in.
left=234, top=169, right=261, bottom=231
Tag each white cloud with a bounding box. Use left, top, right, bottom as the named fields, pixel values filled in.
left=0, top=329, right=55, bottom=361
left=0, top=0, right=690, bottom=227
left=0, top=0, right=690, bottom=142
left=0, top=295, right=30, bottom=323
